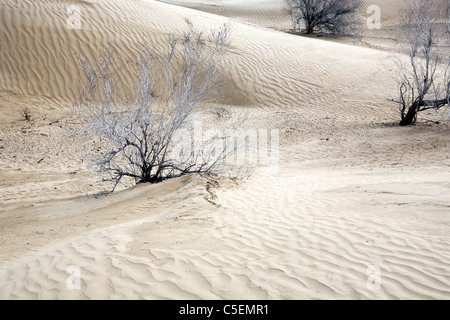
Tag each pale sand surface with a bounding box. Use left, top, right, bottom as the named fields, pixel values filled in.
left=0, top=0, right=449, bottom=299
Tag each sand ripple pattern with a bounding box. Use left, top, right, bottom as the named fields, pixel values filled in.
left=1, top=0, right=449, bottom=300
left=0, top=0, right=396, bottom=119
left=1, top=168, right=449, bottom=299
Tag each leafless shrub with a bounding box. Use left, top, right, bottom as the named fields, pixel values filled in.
left=73, top=21, right=241, bottom=191
left=284, top=0, right=362, bottom=36
left=389, top=0, right=449, bottom=126
left=19, top=106, right=32, bottom=122
left=209, top=106, right=231, bottom=119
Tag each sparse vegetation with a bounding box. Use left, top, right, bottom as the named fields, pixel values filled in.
left=390, top=0, right=450, bottom=126
left=19, top=106, right=32, bottom=122
left=284, top=0, right=362, bottom=36
left=74, top=21, right=235, bottom=191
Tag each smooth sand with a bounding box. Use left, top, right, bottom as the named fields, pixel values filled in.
left=0, top=0, right=449, bottom=299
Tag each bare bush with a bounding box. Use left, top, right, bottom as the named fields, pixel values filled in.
left=390, top=0, right=449, bottom=126
left=19, top=106, right=32, bottom=122
left=73, top=21, right=238, bottom=190
left=284, top=0, right=362, bottom=35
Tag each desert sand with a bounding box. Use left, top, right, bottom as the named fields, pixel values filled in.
left=0, top=0, right=449, bottom=299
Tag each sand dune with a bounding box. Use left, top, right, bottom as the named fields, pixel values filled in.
left=158, top=0, right=410, bottom=29
left=0, top=0, right=449, bottom=300
left=0, top=0, right=398, bottom=112
left=0, top=0, right=235, bottom=105
left=157, top=0, right=291, bottom=29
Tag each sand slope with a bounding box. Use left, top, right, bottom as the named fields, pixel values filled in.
left=0, top=0, right=400, bottom=111
left=0, top=0, right=449, bottom=299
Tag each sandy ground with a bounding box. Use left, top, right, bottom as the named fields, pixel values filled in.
left=0, top=0, right=449, bottom=299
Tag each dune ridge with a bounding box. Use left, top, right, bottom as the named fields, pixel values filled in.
left=0, top=0, right=398, bottom=112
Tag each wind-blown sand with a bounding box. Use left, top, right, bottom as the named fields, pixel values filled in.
left=0, top=0, right=449, bottom=299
